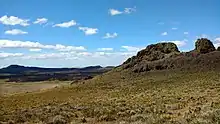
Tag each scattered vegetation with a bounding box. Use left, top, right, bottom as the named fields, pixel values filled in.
left=1, top=38, right=220, bottom=123
left=1, top=70, right=220, bottom=123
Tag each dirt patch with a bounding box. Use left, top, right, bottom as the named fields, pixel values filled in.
left=0, top=82, right=63, bottom=96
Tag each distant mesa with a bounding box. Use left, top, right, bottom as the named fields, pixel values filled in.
left=121, top=38, right=220, bottom=72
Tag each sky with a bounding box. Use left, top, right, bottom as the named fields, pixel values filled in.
left=0, top=0, right=220, bottom=68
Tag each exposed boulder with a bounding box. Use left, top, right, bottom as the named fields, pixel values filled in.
left=136, top=42, right=179, bottom=62
left=217, top=47, right=220, bottom=51
left=195, top=38, right=215, bottom=54
left=122, top=42, right=180, bottom=70
left=137, top=43, right=179, bottom=57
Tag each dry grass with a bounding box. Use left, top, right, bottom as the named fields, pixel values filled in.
left=0, top=80, right=70, bottom=96
left=1, top=69, right=220, bottom=123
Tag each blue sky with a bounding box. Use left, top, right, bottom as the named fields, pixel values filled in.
left=0, top=0, right=220, bottom=68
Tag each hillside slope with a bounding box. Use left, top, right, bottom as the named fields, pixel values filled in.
left=1, top=38, right=220, bottom=124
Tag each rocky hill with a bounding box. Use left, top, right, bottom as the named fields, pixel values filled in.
left=121, top=38, right=220, bottom=72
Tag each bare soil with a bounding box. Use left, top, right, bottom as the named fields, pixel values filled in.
left=0, top=81, right=69, bottom=96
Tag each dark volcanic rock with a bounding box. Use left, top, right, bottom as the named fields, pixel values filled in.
left=137, top=42, right=179, bottom=59
left=195, top=38, right=215, bottom=54
left=122, top=42, right=180, bottom=70
left=121, top=39, right=220, bottom=73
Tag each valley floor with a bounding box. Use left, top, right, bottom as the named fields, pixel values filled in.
left=0, top=80, right=70, bottom=96
left=1, top=69, right=220, bottom=123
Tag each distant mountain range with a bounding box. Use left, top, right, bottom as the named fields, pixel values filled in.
left=0, top=65, right=114, bottom=82
left=0, top=65, right=111, bottom=74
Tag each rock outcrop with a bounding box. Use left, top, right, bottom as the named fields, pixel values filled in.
left=195, top=38, right=215, bottom=54
left=122, top=38, right=220, bottom=73
left=122, top=42, right=181, bottom=72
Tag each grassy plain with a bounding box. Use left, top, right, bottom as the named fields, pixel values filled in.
left=1, top=69, right=220, bottom=123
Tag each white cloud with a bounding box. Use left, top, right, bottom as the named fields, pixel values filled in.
left=29, top=48, right=42, bottom=52
left=124, top=7, right=136, bottom=14
left=103, top=33, right=118, bottom=39
left=0, top=39, right=86, bottom=51
left=121, top=46, right=142, bottom=52
left=53, top=20, right=77, bottom=28
left=97, top=48, right=113, bottom=51
left=33, top=18, right=48, bottom=24
left=0, top=50, right=139, bottom=67
left=78, top=52, right=92, bottom=56
left=23, top=53, right=77, bottom=60
left=43, top=22, right=54, bottom=27
left=79, top=27, right=98, bottom=35
left=23, top=51, right=94, bottom=60
left=0, top=15, right=29, bottom=26
left=109, top=9, right=123, bottom=16
left=5, top=29, right=28, bottom=35
left=172, top=28, right=178, bottom=30
left=109, top=7, right=136, bottom=16
left=53, top=44, right=86, bottom=51
left=0, top=52, right=23, bottom=59
left=161, top=40, right=187, bottom=47
left=214, top=38, right=220, bottom=48
left=161, top=32, right=168, bottom=36
left=215, top=38, right=220, bottom=42
left=184, top=32, right=189, bottom=35
left=196, top=34, right=209, bottom=39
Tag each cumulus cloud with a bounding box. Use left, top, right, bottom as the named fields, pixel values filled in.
left=23, top=53, right=78, bottom=60
left=214, top=38, right=220, bottom=48
left=161, top=32, right=168, bottom=36
left=0, top=50, right=139, bottom=67
left=33, top=18, right=48, bottom=24
left=0, top=52, right=23, bottom=59
left=109, top=9, right=123, bottom=16
left=5, top=29, right=28, bottom=35
left=109, top=7, right=136, bottom=16
left=0, top=39, right=86, bottom=51
left=103, top=33, right=118, bottom=39
left=161, top=40, right=187, bottom=47
left=124, top=7, right=136, bottom=14
left=0, top=15, right=29, bottom=26
left=97, top=48, right=113, bottom=51
left=121, top=46, right=143, bottom=52
left=79, top=27, right=98, bottom=35
left=53, top=20, right=77, bottom=28
left=29, top=48, right=42, bottom=52
left=23, top=51, right=95, bottom=60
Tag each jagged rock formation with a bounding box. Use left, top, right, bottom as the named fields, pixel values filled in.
left=122, top=38, right=220, bottom=73
left=195, top=38, right=215, bottom=53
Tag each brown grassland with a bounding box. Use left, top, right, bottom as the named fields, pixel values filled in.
left=1, top=68, right=220, bottom=123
